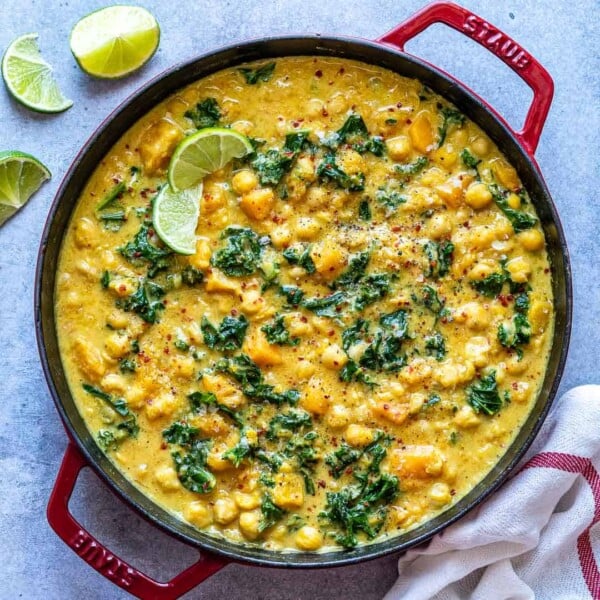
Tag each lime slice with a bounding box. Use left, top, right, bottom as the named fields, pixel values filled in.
left=0, top=151, right=51, bottom=226
left=168, top=128, right=253, bottom=191
left=152, top=184, right=202, bottom=254
left=70, top=6, right=160, bottom=79
left=2, top=34, right=73, bottom=113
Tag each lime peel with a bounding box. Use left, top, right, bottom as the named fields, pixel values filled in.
left=70, top=6, right=160, bottom=79
left=152, top=184, right=202, bottom=255
left=168, top=128, right=254, bottom=191
left=2, top=33, right=73, bottom=113
left=0, top=151, right=51, bottom=226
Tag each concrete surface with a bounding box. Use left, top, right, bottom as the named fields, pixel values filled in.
left=0, top=0, right=598, bottom=598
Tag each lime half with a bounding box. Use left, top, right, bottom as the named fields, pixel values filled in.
left=152, top=184, right=202, bottom=254
left=168, top=128, right=253, bottom=191
left=2, top=34, right=73, bottom=113
left=0, top=151, right=51, bottom=226
left=70, top=6, right=160, bottom=79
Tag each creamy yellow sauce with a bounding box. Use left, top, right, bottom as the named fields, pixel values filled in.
left=55, top=56, right=554, bottom=552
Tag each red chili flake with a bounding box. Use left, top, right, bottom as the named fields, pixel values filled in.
left=181, top=308, right=187, bottom=313
left=463, top=221, right=471, bottom=229
left=292, top=121, right=300, bottom=128
left=498, top=294, right=510, bottom=307
left=318, top=480, right=326, bottom=489
left=167, top=334, right=172, bottom=340
left=231, top=308, right=238, bottom=316
left=160, top=442, right=167, bottom=450
left=450, top=489, right=456, bottom=496
left=300, top=315, right=308, bottom=323
left=415, top=224, right=421, bottom=232
left=315, top=69, right=323, bottom=77
left=112, top=177, right=120, bottom=184
left=383, top=403, right=390, bottom=411
left=322, top=109, right=329, bottom=117
left=339, top=67, right=345, bottom=74
left=324, top=395, right=330, bottom=399
left=118, top=284, right=126, bottom=292
left=391, top=225, right=402, bottom=232
left=512, top=382, right=519, bottom=390
left=164, top=300, right=168, bottom=305
left=388, top=107, right=395, bottom=112
left=278, top=116, right=284, bottom=121
left=544, top=268, right=550, bottom=274
left=406, top=118, right=412, bottom=124
left=327, top=329, right=335, bottom=336
left=345, top=467, right=354, bottom=475
left=328, top=81, right=334, bottom=85
left=164, top=348, right=170, bottom=354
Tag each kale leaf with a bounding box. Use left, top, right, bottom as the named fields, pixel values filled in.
left=282, top=244, right=316, bottom=273
left=239, top=62, right=276, bottom=85
left=467, top=371, right=503, bottom=415
left=201, top=314, right=249, bottom=351
left=184, top=97, right=221, bottom=128
left=251, top=130, right=310, bottom=186
left=188, top=390, right=244, bottom=427
left=358, top=199, right=371, bottom=221
left=259, top=493, right=285, bottom=531
left=117, top=279, right=165, bottom=323
left=438, top=107, right=465, bottom=147
left=394, top=156, right=428, bottom=179
left=323, top=113, right=384, bottom=156
left=498, top=312, right=532, bottom=358
left=489, top=184, right=537, bottom=232
left=424, top=240, right=454, bottom=278
left=216, top=354, right=300, bottom=405
left=471, top=272, right=507, bottom=297
left=172, top=439, right=216, bottom=493
left=163, top=421, right=199, bottom=446
left=261, top=314, right=300, bottom=346
left=331, top=250, right=370, bottom=289
left=119, top=222, right=172, bottom=277
left=461, top=148, right=481, bottom=170
left=425, top=331, right=446, bottom=361
left=301, top=291, right=347, bottom=317
left=210, top=226, right=267, bottom=277
left=316, top=152, right=365, bottom=191
left=279, top=285, right=305, bottom=306
left=267, top=409, right=312, bottom=440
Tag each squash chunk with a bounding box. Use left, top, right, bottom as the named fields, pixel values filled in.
left=244, top=330, right=282, bottom=366
left=389, top=445, right=444, bottom=478
left=310, top=241, right=346, bottom=279
left=272, top=473, right=304, bottom=509
left=240, top=188, right=274, bottom=220
left=139, top=119, right=183, bottom=175
left=409, top=112, right=434, bottom=153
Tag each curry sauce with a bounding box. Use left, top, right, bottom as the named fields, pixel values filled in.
left=55, top=57, right=554, bottom=552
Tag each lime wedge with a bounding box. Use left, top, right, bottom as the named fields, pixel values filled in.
left=168, top=128, right=253, bottom=191
left=0, top=151, right=51, bottom=226
left=2, top=34, right=73, bottom=113
left=70, top=6, right=160, bottom=79
left=152, top=184, right=202, bottom=255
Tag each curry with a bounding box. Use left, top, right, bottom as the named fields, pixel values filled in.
left=55, top=56, right=554, bottom=552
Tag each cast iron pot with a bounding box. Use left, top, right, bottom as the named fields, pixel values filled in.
left=36, top=2, right=572, bottom=598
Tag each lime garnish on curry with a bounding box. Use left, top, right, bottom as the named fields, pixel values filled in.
left=56, top=57, right=554, bottom=551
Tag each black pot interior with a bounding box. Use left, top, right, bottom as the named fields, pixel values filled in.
left=36, top=35, right=571, bottom=568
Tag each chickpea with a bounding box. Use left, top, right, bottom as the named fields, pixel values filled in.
left=464, top=183, right=492, bottom=209
left=428, top=213, right=452, bottom=239
left=320, top=343, right=347, bottom=370
left=470, top=137, right=490, bottom=156
left=231, top=170, right=258, bottom=194
left=184, top=502, right=213, bottom=528
left=345, top=424, right=375, bottom=447
left=214, top=498, right=239, bottom=525
left=154, top=465, right=180, bottom=492
left=429, top=482, right=452, bottom=506
left=239, top=510, right=261, bottom=540
left=295, top=526, right=324, bottom=551
left=518, top=228, right=545, bottom=251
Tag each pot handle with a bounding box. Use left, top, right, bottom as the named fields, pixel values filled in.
left=47, top=443, right=229, bottom=600
left=377, top=1, right=554, bottom=155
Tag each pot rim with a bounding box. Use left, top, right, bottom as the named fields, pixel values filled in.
left=35, top=32, right=572, bottom=568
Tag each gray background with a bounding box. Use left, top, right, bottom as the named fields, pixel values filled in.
left=0, top=0, right=598, bottom=598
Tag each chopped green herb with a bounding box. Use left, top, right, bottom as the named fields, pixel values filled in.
left=239, top=62, right=276, bottom=85
left=117, top=279, right=165, bottom=323
left=216, top=354, right=300, bottom=405
left=461, top=148, right=481, bottom=170
left=261, top=314, right=299, bottom=346
left=282, top=244, right=316, bottom=273
left=424, top=331, right=446, bottom=361
left=201, top=314, right=249, bottom=352
left=259, top=493, right=285, bottom=532
left=467, top=370, right=502, bottom=415
left=184, top=97, right=221, bottom=128
left=267, top=409, right=312, bottom=440
left=172, top=439, right=216, bottom=493
left=424, top=240, right=454, bottom=278
left=358, top=199, right=371, bottom=221
left=119, top=222, right=172, bottom=277
left=279, top=285, right=305, bottom=305
left=100, top=270, right=110, bottom=288
left=163, top=421, right=199, bottom=446
left=96, top=181, right=126, bottom=211
left=210, top=226, right=266, bottom=277
left=438, top=107, right=465, bottom=147
left=489, top=184, right=537, bottom=232
left=316, top=152, right=365, bottom=191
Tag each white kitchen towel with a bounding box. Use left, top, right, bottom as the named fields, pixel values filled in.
left=384, top=385, right=600, bottom=600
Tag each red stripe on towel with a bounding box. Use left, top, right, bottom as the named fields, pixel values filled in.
left=522, top=452, right=600, bottom=599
